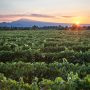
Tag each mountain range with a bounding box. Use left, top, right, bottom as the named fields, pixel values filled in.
left=0, top=19, right=90, bottom=27
left=0, top=19, right=71, bottom=27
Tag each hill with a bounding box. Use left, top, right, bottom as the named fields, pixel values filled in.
left=0, top=19, right=71, bottom=27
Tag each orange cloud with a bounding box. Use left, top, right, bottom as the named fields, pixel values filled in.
left=61, top=16, right=75, bottom=18
left=31, top=14, right=56, bottom=18
left=0, top=14, right=90, bottom=24
left=0, top=14, right=57, bottom=22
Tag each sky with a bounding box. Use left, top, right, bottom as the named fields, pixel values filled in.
left=0, top=0, right=90, bottom=24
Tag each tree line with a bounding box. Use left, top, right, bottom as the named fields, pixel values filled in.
left=0, top=24, right=90, bottom=30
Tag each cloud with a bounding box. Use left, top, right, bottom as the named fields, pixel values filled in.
left=61, top=16, right=75, bottom=18
left=0, top=14, right=56, bottom=19
left=0, top=14, right=79, bottom=20
left=30, top=14, right=56, bottom=18
left=0, top=14, right=58, bottom=22
left=0, top=14, right=27, bottom=18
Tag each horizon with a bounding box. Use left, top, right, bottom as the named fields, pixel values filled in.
left=1, top=18, right=90, bottom=25
left=0, top=0, right=90, bottom=24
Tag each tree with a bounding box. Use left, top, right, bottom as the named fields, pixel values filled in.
left=31, top=25, right=39, bottom=30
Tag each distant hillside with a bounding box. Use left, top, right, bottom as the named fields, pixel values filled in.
left=0, top=19, right=90, bottom=27
left=0, top=19, right=71, bottom=27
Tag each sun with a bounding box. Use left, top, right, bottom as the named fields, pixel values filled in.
left=75, top=21, right=80, bottom=25
left=72, top=16, right=82, bottom=25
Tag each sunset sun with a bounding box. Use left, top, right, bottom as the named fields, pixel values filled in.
left=75, top=21, right=80, bottom=25
left=72, top=16, right=83, bottom=25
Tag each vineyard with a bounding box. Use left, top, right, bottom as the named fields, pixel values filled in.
left=0, top=30, right=90, bottom=90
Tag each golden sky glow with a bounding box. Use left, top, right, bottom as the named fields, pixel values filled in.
left=72, top=17, right=82, bottom=24
left=0, top=0, right=90, bottom=24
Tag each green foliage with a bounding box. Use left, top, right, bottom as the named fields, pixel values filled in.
left=0, top=30, right=90, bottom=63
left=0, top=73, right=31, bottom=90
left=0, top=61, right=89, bottom=83
left=0, top=68, right=90, bottom=90
left=0, top=30, right=90, bottom=89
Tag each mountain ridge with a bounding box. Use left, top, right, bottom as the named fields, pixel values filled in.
left=0, top=19, right=90, bottom=27
left=0, top=19, right=71, bottom=27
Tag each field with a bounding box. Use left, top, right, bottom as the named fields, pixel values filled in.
left=0, top=30, right=90, bottom=90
